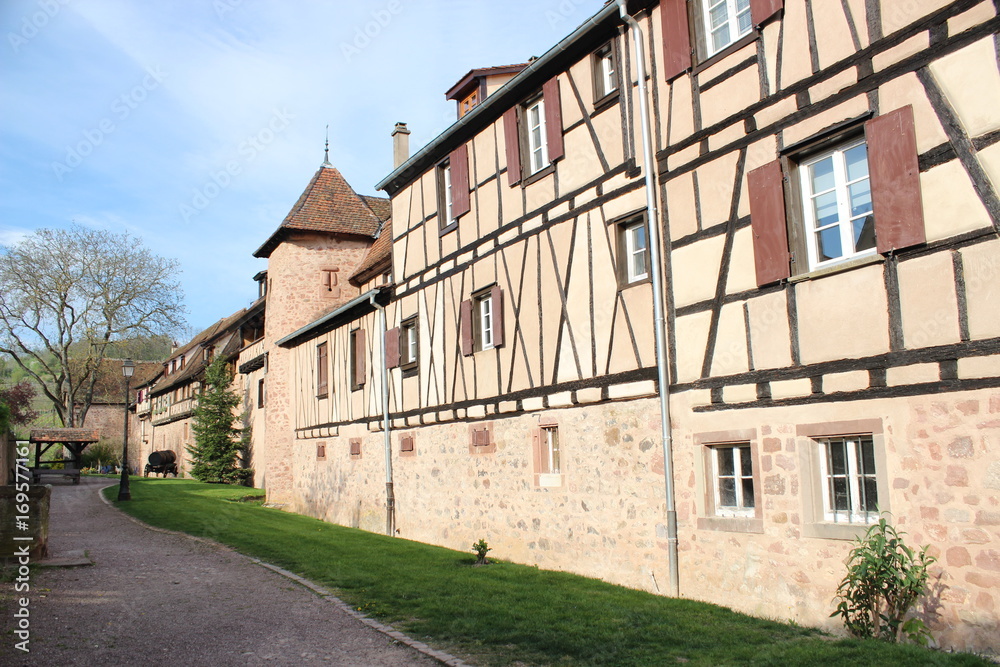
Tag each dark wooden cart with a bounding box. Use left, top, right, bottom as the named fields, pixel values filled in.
left=144, top=450, right=179, bottom=477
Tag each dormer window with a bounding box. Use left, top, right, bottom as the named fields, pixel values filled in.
left=459, top=89, right=479, bottom=118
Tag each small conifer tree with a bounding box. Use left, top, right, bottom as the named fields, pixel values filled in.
left=188, top=356, right=253, bottom=484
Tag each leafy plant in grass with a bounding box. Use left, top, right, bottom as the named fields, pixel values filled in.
left=80, top=441, right=119, bottom=470
left=187, top=356, right=253, bottom=485
left=832, top=516, right=936, bottom=645
left=472, top=538, right=491, bottom=565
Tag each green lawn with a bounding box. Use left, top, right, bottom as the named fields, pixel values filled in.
left=105, top=478, right=989, bottom=666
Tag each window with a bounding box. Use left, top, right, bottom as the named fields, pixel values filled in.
left=400, top=432, right=415, bottom=456
left=257, top=378, right=265, bottom=408
left=316, top=442, right=326, bottom=460
left=748, top=106, right=926, bottom=286
left=818, top=435, right=879, bottom=524
left=525, top=97, right=548, bottom=175
left=437, top=144, right=469, bottom=232
left=477, top=291, right=494, bottom=350
left=661, top=0, right=782, bottom=81
left=593, top=42, right=618, bottom=102
left=400, top=317, right=418, bottom=370
left=350, top=329, right=365, bottom=391
left=534, top=423, right=562, bottom=487
left=618, top=217, right=649, bottom=284
left=502, top=78, right=563, bottom=186
left=461, top=286, right=504, bottom=356
left=316, top=342, right=329, bottom=397
left=439, top=161, right=453, bottom=228
left=703, top=0, right=752, bottom=56
left=468, top=423, right=495, bottom=454
left=459, top=88, right=479, bottom=118
left=349, top=438, right=362, bottom=458
left=800, top=139, right=876, bottom=270
left=711, top=444, right=754, bottom=516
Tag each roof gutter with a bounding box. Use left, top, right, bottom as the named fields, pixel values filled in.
left=276, top=288, right=383, bottom=347
left=375, top=1, right=625, bottom=193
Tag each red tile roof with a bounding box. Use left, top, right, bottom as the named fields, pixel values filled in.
left=254, top=165, right=388, bottom=258
left=349, top=220, right=393, bottom=287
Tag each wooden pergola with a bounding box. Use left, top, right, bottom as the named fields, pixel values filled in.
left=28, top=428, right=100, bottom=484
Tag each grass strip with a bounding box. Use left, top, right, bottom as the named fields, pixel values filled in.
left=104, top=478, right=990, bottom=666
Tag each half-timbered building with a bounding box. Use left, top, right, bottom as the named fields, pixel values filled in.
left=247, top=0, right=999, bottom=651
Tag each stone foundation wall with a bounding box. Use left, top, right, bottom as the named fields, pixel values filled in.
left=288, top=387, right=999, bottom=653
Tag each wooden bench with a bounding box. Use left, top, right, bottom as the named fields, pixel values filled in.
left=30, top=468, right=81, bottom=485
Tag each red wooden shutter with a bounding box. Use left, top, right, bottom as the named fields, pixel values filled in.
left=866, top=105, right=926, bottom=254
left=450, top=143, right=471, bottom=218
left=750, top=0, right=783, bottom=26
left=490, top=285, right=504, bottom=348
left=385, top=327, right=400, bottom=369
left=460, top=299, right=474, bottom=356
left=354, top=329, right=366, bottom=387
left=748, top=160, right=791, bottom=286
left=543, top=78, right=564, bottom=162
left=503, top=108, right=521, bottom=186
left=661, top=0, right=691, bottom=81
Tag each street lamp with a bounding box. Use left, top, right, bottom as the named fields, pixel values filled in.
left=118, top=358, right=135, bottom=501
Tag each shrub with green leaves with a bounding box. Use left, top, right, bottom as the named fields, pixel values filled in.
left=472, top=538, right=491, bottom=565
left=832, top=516, right=936, bottom=645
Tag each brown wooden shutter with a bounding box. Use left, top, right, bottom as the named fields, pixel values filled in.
left=490, top=285, right=504, bottom=348
left=401, top=434, right=414, bottom=453
left=385, top=327, right=400, bottom=369
left=543, top=77, right=564, bottom=162
left=450, top=143, right=471, bottom=218
left=866, top=105, right=926, bottom=254
left=354, top=329, right=366, bottom=387
left=661, top=0, right=691, bottom=81
left=748, top=160, right=791, bottom=286
left=460, top=299, right=474, bottom=356
left=503, top=108, right=521, bottom=186
left=750, top=0, right=783, bottom=26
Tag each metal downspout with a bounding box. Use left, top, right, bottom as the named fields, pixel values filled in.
left=618, top=0, right=679, bottom=598
left=370, top=292, right=395, bottom=536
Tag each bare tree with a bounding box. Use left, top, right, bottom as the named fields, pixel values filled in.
left=0, top=225, right=186, bottom=426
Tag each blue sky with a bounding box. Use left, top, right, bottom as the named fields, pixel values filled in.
left=0, top=0, right=606, bottom=335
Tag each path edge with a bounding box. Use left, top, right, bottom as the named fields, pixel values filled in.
left=97, top=483, right=472, bottom=667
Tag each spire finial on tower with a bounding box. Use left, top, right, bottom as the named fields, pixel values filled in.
left=322, top=125, right=331, bottom=167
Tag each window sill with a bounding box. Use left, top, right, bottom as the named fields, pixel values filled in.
left=316, top=392, right=329, bottom=400
left=619, top=275, right=651, bottom=291
left=439, top=220, right=457, bottom=236
left=537, top=473, right=563, bottom=488
left=803, top=521, right=872, bottom=541
left=400, top=365, right=418, bottom=379
left=788, top=253, right=882, bottom=284
left=592, top=91, right=620, bottom=115
left=697, top=516, right=763, bottom=534
left=693, top=33, right=758, bottom=76
left=521, top=164, right=555, bottom=188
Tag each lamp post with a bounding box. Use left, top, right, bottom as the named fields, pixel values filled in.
left=118, top=358, right=135, bottom=501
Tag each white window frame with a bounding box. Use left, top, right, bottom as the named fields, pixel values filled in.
left=538, top=424, right=562, bottom=488
left=595, top=43, right=617, bottom=99
left=799, top=138, right=876, bottom=271
left=441, top=162, right=454, bottom=229
left=401, top=319, right=418, bottom=367
left=702, top=0, right=752, bottom=56
left=623, top=219, right=649, bottom=283
left=477, top=293, right=494, bottom=351
left=817, top=435, right=879, bottom=525
left=526, top=98, right=548, bottom=175
left=711, top=444, right=754, bottom=517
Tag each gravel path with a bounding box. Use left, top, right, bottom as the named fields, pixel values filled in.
left=2, top=478, right=446, bottom=666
